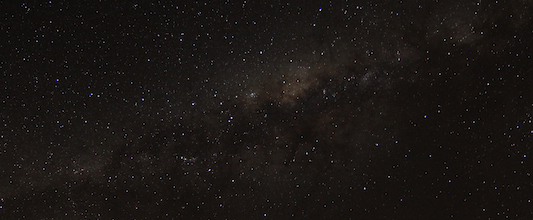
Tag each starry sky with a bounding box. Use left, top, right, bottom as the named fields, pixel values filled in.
left=1, top=0, right=533, bottom=219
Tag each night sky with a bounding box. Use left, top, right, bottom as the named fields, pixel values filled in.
left=1, top=0, right=533, bottom=219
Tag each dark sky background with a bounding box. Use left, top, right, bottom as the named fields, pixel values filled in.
left=1, top=0, right=533, bottom=219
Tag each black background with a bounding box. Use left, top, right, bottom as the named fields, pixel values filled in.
left=1, top=0, right=532, bottom=219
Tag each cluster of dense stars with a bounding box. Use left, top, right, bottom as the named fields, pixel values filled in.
left=1, top=0, right=533, bottom=219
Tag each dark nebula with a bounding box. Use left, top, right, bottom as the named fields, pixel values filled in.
left=1, top=0, right=532, bottom=219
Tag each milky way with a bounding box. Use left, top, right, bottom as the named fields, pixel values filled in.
left=1, top=0, right=533, bottom=219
